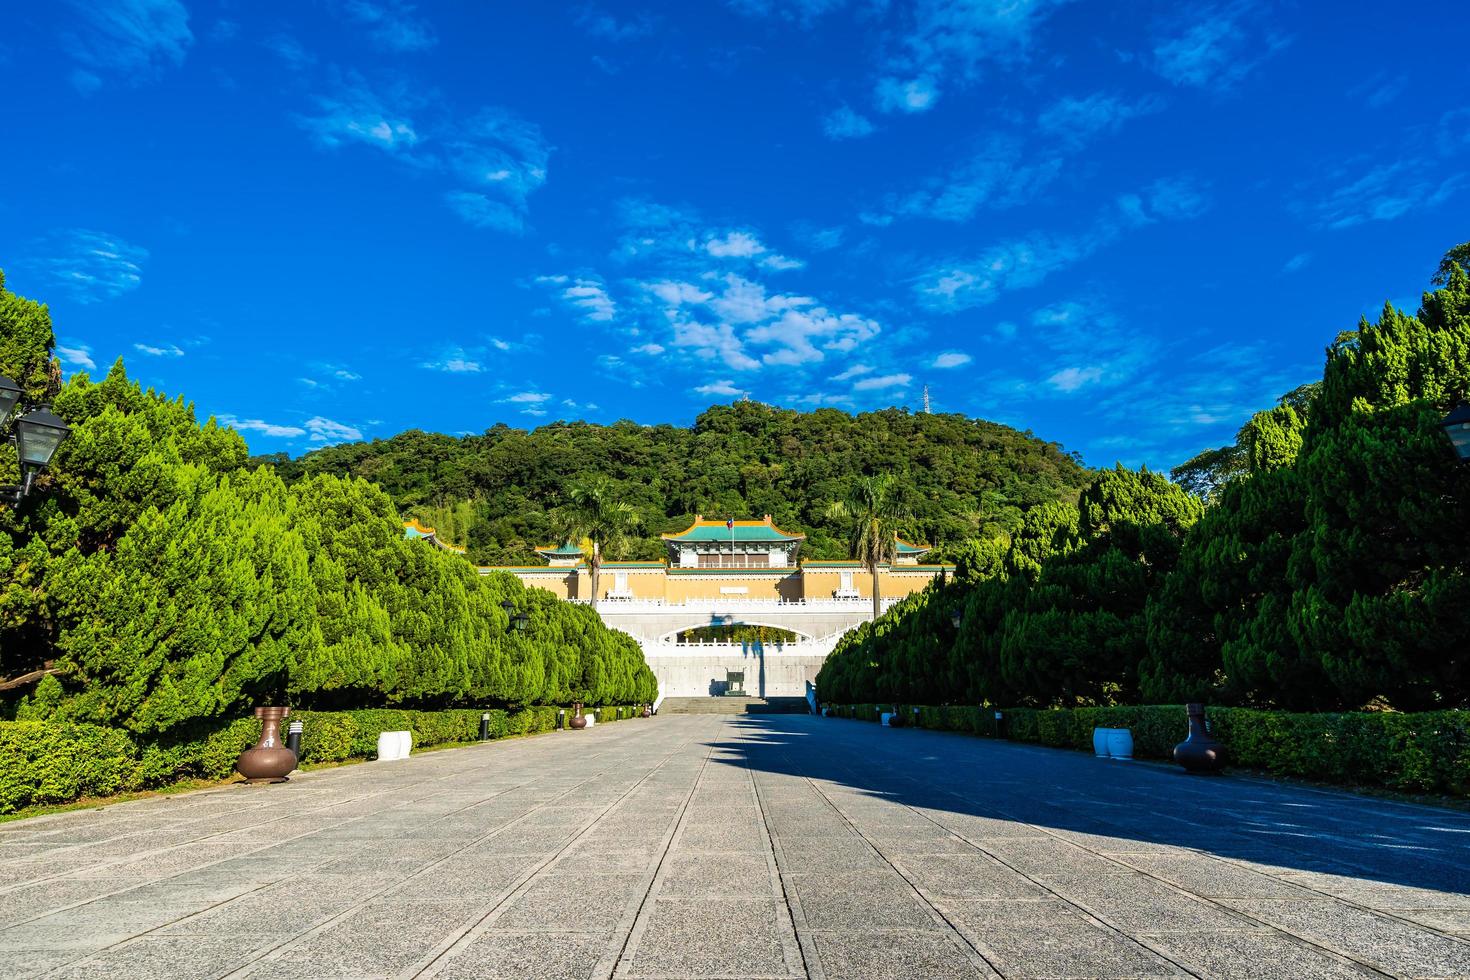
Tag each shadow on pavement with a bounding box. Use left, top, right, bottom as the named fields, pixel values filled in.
left=706, top=712, right=1470, bottom=895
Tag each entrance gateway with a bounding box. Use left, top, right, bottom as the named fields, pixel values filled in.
left=407, top=516, right=953, bottom=699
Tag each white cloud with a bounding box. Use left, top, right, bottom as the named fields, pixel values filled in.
left=832, top=363, right=873, bottom=381
left=263, top=34, right=314, bottom=69
left=726, top=0, right=846, bottom=23
left=1313, top=160, right=1461, bottom=230
left=298, top=71, right=421, bottom=152
left=133, top=342, right=183, bottom=357
left=853, top=372, right=911, bottom=391
left=445, top=192, right=524, bottom=233
left=1282, top=252, right=1310, bottom=274
left=881, top=0, right=1070, bottom=108
left=704, top=231, right=766, bottom=258
left=218, top=415, right=307, bottom=439
left=60, top=0, right=192, bottom=92
left=420, top=347, right=483, bottom=372
left=823, top=105, right=875, bottom=139
left=537, top=274, right=615, bottom=322
left=304, top=416, right=364, bottom=442
left=340, top=0, right=437, bottom=52
left=886, top=136, right=1061, bottom=222
left=25, top=229, right=148, bottom=304
left=504, top=391, right=551, bottom=404
left=56, top=344, right=97, bottom=371
left=1037, top=92, right=1165, bottom=148
left=875, top=75, right=938, bottom=114
left=575, top=6, right=655, bottom=41
left=694, top=379, right=748, bottom=397
left=298, top=75, right=548, bottom=234
left=602, top=199, right=885, bottom=378
left=915, top=233, right=1092, bottom=312
left=1151, top=1, right=1289, bottom=90
left=791, top=223, right=844, bottom=251
left=334, top=368, right=362, bottom=381
left=1046, top=365, right=1105, bottom=391
left=933, top=352, right=971, bottom=368
left=632, top=342, right=666, bottom=355
left=1117, top=176, right=1211, bottom=224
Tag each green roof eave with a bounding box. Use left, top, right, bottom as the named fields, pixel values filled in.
left=666, top=567, right=795, bottom=575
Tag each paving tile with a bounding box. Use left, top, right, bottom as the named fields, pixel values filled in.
left=810, top=929, right=991, bottom=979
left=41, top=935, right=280, bottom=980
left=659, top=852, right=775, bottom=898
left=973, top=927, right=1182, bottom=978
left=1144, top=929, right=1378, bottom=980
left=430, top=931, right=607, bottom=980
left=1224, top=898, right=1470, bottom=976
left=495, top=874, right=644, bottom=935
left=790, top=876, right=941, bottom=931
left=623, top=898, right=795, bottom=977
left=895, top=852, right=1049, bottom=899
left=1122, top=854, right=1321, bottom=898
left=1041, top=872, right=1255, bottom=933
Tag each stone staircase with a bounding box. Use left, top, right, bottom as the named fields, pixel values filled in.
left=658, top=696, right=811, bottom=715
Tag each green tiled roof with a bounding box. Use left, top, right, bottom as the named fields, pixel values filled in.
left=662, top=517, right=805, bottom=542
left=896, top=538, right=931, bottom=554
left=536, top=543, right=584, bottom=556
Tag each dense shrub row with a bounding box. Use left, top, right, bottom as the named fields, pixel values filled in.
left=825, top=703, right=1470, bottom=796
left=0, top=705, right=644, bottom=814
left=1, top=269, right=658, bottom=736
left=819, top=258, right=1470, bottom=714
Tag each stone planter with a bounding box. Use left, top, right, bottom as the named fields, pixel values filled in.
left=569, top=702, right=588, bottom=730
left=1173, top=703, right=1225, bottom=774
left=236, top=707, right=297, bottom=783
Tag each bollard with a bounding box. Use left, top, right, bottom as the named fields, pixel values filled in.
left=557, top=708, right=566, bottom=731
left=286, top=720, right=303, bottom=758
left=479, top=712, right=490, bottom=742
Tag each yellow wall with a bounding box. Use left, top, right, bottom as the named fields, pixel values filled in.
left=486, top=563, right=950, bottom=604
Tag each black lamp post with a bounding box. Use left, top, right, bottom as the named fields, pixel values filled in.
left=951, top=609, right=962, bottom=629
left=0, top=376, right=71, bottom=504
left=1441, top=403, right=1470, bottom=463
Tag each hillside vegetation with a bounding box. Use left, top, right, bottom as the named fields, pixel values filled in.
left=256, top=404, right=1092, bottom=565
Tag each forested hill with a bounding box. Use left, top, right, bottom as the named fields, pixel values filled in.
left=254, top=402, right=1091, bottom=565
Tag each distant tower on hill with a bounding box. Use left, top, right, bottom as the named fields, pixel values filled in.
left=922, top=384, right=931, bottom=414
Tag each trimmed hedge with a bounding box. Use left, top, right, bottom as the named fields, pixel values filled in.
left=824, top=703, right=1470, bottom=796
left=0, top=704, right=647, bottom=814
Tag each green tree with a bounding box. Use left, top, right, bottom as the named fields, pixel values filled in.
left=554, top=477, right=641, bottom=609
left=826, top=474, right=912, bottom=621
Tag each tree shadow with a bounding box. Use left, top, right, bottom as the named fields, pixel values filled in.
left=707, top=714, right=1470, bottom=895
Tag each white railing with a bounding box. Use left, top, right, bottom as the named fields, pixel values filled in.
left=577, top=597, right=899, bottom=613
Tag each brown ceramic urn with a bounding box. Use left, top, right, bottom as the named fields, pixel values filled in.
left=236, top=706, right=298, bottom=782
left=569, top=702, right=588, bottom=730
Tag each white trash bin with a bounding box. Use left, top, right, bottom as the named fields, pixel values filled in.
left=377, top=730, right=412, bottom=761
left=1106, top=728, right=1133, bottom=760
left=1092, top=727, right=1113, bottom=757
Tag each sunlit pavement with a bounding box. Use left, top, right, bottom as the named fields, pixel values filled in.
left=2, top=714, right=1470, bottom=979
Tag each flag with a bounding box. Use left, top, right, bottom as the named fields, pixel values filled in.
left=726, top=517, right=734, bottom=530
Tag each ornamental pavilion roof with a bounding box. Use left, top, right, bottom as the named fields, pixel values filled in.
left=661, top=514, right=805, bottom=543
left=535, top=543, right=585, bottom=557
left=896, top=536, right=931, bottom=555
left=402, top=519, right=467, bottom=555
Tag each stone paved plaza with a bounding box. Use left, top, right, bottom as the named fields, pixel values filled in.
left=3, top=715, right=1470, bottom=979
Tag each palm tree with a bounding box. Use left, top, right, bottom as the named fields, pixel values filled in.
left=555, top=478, right=641, bottom=609
left=825, top=474, right=911, bottom=621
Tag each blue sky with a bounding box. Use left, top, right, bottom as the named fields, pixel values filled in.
left=2, top=1, right=1466, bottom=469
